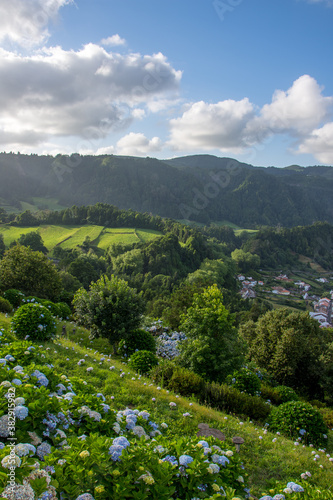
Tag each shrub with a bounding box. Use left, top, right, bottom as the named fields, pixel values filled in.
left=168, top=366, right=205, bottom=397
left=269, top=401, right=328, bottom=446
left=73, top=275, right=144, bottom=345
left=226, top=367, right=261, bottom=396
left=0, top=297, right=13, bottom=313
left=54, top=301, right=72, bottom=319
left=204, top=382, right=271, bottom=422
left=11, top=303, right=56, bottom=341
left=3, top=288, right=25, bottom=308
left=118, top=329, right=156, bottom=357
left=317, top=407, right=333, bottom=429
left=275, top=385, right=299, bottom=403
left=128, top=350, right=158, bottom=374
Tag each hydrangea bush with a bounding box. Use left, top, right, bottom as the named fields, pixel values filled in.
left=118, top=329, right=156, bottom=358
left=128, top=350, right=159, bottom=374
left=11, top=303, right=56, bottom=341
left=269, top=401, right=328, bottom=447
left=226, top=367, right=261, bottom=396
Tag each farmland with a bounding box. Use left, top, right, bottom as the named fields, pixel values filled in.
left=0, top=224, right=161, bottom=253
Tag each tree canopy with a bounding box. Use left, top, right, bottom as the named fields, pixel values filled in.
left=0, top=245, right=62, bottom=301
left=178, top=284, right=243, bottom=383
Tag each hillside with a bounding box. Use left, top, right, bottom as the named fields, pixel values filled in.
left=1, top=312, right=333, bottom=499
left=0, top=153, right=332, bottom=227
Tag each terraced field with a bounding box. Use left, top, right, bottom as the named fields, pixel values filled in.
left=0, top=224, right=161, bottom=253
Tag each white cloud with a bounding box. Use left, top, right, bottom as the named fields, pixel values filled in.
left=168, top=75, right=333, bottom=161
left=116, top=132, right=162, bottom=156
left=101, top=34, right=126, bottom=46
left=96, top=145, right=115, bottom=155
left=0, top=0, right=72, bottom=48
left=251, top=75, right=333, bottom=137
left=168, top=99, right=255, bottom=152
left=298, top=122, right=333, bottom=164
left=0, top=44, right=181, bottom=148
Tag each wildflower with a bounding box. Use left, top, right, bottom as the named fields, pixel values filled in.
left=161, top=422, right=168, bottom=429
left=169, top=401, right=177, bottom=407
left=225, top=450, right=233, bottom=457
left=207, top=464, right=220, bottom=474
left=197, top=440, right=209, bottom=448
left=86, top=367, right=93, bottom=372
left=286, top=482, right=304, bottom=493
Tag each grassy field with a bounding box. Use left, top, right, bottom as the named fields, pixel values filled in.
left=1, top=311, right=333, bottom=498
left=0, top=224, right=161, bottom=252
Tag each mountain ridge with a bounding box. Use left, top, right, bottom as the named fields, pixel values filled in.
left=0, top=152, right=332, bottom=227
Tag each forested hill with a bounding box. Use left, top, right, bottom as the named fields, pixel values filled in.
left=0, top=152, right=332, bottom=227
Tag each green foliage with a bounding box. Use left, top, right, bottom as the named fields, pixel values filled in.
left=128, top=349, right=158, bottom=374
left=11, top=303, right=56, bottom=340
left=231, top=248, right=260, bottom=273
left=0, top=297, right=12, bottom=313
left=0, top=233, right=5, bottom=258
left=269, top=401, right=328, bottom=447
left=178, top=284, right=244, bottom=383
left=226, top=367, right=261, bottom=396
left=118, top=328, right=156, bottom=357
left=73, top=275, right=144, bottom=344
left=2, top=288, right=25, bottom=307
left=275, top=385, right=300, bottom=403
left=0, top=245, right=62, bottom=301
left=17, top=231, right=48, bottom=254
left=239, top=308, right=328, bottom=397
left=152, top=360, right=271, bottom=421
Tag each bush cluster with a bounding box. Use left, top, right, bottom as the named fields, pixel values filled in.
left=128, top=350, right=159, bottom=374
left=11, top=303, right=56, bottom=341
left=152, top=361, right=271, bottom=422
left=269, top=401, right=328, bottom=447
left=3, top=288, right=25, bottom=308
left=0, top=297, right=12, bottom=314
left=226, top=367, right=261, bottom=396
left=118, top=329, right=156, bottom=357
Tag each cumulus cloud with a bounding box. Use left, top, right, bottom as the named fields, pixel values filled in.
left=116, top=133, right=162, bottom=156
left=101, top=34, right=126, bottom=46
left=168, top=75, right=333, bottom=164
left=0, top=0, right=72, bottom=48
left=169, top=99, right=255, bottom=152
left=250, top=75, right=333, bottom=137
left=0, top=44, right=181, bottom=148
left=298, top=122, right=333, bottom=164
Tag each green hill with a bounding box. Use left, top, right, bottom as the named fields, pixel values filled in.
left=0, top=152, right=332, bottom=227
left=0, top=312, right=333, bottom=499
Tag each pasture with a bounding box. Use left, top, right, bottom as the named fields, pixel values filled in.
left=0, top=224, right=161, bottom=253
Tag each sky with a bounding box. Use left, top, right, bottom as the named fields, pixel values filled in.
left=0, top=0, right=333, bottom=167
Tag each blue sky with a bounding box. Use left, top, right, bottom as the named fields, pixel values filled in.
left=0, top=0, right=332, bottom=167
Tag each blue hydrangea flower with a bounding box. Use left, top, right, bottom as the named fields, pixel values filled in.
left=197, top=440, right=209, bottom=448
left=11, top=378, right=22, bottom=386
left=113, top=436, right=130, bottom=448
left=162, top=455, right=178, bottom=466
left=15, top=405, right=29, bottom=420
left=75, top=495, right=95, bottom=500
left=37, top=442, right=52, bottom=460
left=108, top=444, right=125, bottom=461
left=179, top=455, right=193, bottom=466
left=286, top=482, right=304, bottom=493
left=211, top=454, right=230, bottom=466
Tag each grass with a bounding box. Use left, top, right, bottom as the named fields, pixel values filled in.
left=0, top=224, right=161, bottom=253
left=2, top=311, right=333, bottom=497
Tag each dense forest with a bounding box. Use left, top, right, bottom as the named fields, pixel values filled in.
left=0, top=152, right=332, bottom=226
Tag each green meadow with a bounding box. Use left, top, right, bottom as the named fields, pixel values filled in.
left=0, top=224, right=161, bottom=252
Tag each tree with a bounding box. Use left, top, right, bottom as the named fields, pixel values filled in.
left=0, top=234, right=5, bottom=259
left=0, top=245, right=62, bottom=301
left=231, top=249, right=260, bottom=273
left=17, top=231, right=48, bottom=254
left=239, top=308, right=328, bottom=397
left=72, top=275, right=145, bottom=345
left=178, top=284, right=243, bottom=383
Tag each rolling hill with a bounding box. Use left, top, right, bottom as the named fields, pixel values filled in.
left=0, top=152, right=332, bottom=227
